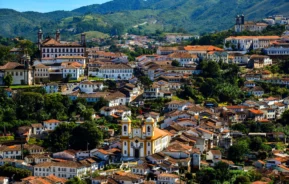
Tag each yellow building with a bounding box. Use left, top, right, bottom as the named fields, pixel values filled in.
left=121, top=117, right=171, bottom=158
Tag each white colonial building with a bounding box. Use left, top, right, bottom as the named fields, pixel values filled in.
left=0, top=144, right=44, bottom=159
left=38, top=30, right=86, bottom=59
left=34, top=161, right=88, bottom=179
left=263, top=46, right=289, bottom=56
left=0, top=62, right=33, bottom=85
left=79, top=81, right=104, bottom=93
left=168, top=52, right=199, bottom=66
left=62, top=62, right=84, bottom=80
left=228, top=53, right=249, bottom=64
left=157, top=173, right=180, bottom=184
left=43, top=119, right=62, bottom=131
left=88, top=63, right=133, bottom=80
left=224, top=36, right=280, bottom=52
left=34, top=63, right=50, bottom=82
left=121, top=117, right=171, bottom=158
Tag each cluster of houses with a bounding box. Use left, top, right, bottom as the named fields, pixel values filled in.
left=1, top=19, right=288, bottom=86
left=2, top=94, right=289, bottom=183
left=2, top=14, right=289, bottom=184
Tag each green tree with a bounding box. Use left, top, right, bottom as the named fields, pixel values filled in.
left=44, top=123, right=76, bottom=152
left=249, top=137, right=263, bottom=151
left=231, top=123, right=248, bottom=134
left=228, top=139, right=249, bottom=162
left=104, top=80, right=116, bottom=90
left=247, top=170, right=262, bottom=182
left=139, top=76, right=152, bottom=87
left=70, top=122, right=103, bottom=150
left=17, top=39, right=37, bottom=57
left=196, top=167, right=216, bottom=184
left=184, top=172, right=193, bottom=181
left=15, top=92, right=45, bottom=120
left=82, top=108, right=95, bottom=121
left=94, top=97, right=109, bottom=112
left=44, top=93, right=71, bottom=120
left=234, top=175, right=250, bottom=184
left=0, top=165, right=32, bottom=181
left=171, top=60, right=180, bottom=67
left=0, top=45, right=16, bottom=65
left=199, top=60, right=221, bottom=78
left=64, top=74, right=72, bottom=83
left=279, top=110, right=289, bottom=126
left=3, top=74, right=13, bottom=87
left=214, top=162, right=230, bottom=183
left=66, top=176, right=86, bottom=184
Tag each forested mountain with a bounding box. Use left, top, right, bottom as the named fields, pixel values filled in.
left=1, top=0, right=289, bottom=40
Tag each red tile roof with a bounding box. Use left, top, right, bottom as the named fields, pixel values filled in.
left=249, top=109, right=264, bottom=115
left=43, top=119, right=60, bottom=123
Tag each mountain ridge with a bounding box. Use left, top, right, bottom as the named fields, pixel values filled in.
left=0, top=0, right=289, bottom=40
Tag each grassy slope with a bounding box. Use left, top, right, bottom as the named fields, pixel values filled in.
left=74, top=31, right=109, bottom=40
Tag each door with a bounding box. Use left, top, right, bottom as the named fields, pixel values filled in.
left=134, top=149, right=140, bottom=158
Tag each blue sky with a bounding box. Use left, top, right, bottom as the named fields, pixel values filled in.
left=0, top=0, right=110, bottom=12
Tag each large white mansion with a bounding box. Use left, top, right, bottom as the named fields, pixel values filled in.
left=120, top=117, right=171, bottom=159
left=224, top=36, right=280, bottom=52
left=38, top=30, right=86, bottom=59
left=88, top=63, right=134, bottom=80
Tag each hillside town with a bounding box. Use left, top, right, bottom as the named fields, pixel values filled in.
left=1, top=14, right=289, bottom=184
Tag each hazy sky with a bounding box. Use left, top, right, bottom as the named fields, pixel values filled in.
left=0, top=0, right=110, bottom=12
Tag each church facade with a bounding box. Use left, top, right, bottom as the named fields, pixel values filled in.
left=120, top=117, right=171, bottom=158
left=235, top=15, right=268, bottom=33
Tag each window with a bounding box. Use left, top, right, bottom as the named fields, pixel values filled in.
left=123, top=125, right=127, bottom=132
left=147, top=126, right=151, bottom=132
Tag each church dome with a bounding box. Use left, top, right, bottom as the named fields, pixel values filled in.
left=146, top=116, right=154, bottom=123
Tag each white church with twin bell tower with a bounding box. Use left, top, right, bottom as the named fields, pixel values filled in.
left=120, top=117, right=171, bottom=159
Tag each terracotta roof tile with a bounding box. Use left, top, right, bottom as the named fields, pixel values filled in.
left=43, top=119, right=60, bottom=123
left=249, top=109, right=264, bottom=115
left=0, top=62, right=24, bottom=70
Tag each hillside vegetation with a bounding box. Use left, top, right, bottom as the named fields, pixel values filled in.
left=0, top=0, right=289, bottom=40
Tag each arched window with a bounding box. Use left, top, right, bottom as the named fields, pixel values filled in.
left=123, top=125, right=127, bottom=132
left=147, top=126, right=151, bottom=133
left=124, top=142, right=126, bottom=146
